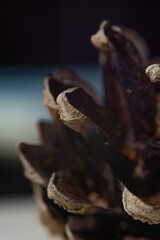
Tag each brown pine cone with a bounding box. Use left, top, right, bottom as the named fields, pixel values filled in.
left=17, top=21, right=160, bottom=240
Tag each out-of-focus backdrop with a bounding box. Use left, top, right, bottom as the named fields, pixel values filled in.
left=1, top=0, right=160, bottom=239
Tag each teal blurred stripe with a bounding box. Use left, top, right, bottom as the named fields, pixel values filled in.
left=0, top=64, right=103, bottom=162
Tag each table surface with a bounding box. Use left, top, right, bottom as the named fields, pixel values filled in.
left=0, top=196, right=63, bottom=240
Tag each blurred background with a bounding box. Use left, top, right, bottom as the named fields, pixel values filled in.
left=1, top=0, right=160, bottom=239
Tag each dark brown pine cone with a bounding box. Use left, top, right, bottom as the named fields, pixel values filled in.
left=17, top=21, right=160, bottom=240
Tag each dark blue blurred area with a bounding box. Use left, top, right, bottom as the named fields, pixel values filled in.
left=1, top=0, right=160, bottom=64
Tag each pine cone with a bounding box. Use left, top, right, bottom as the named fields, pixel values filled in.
left=17, top=21, right=160, bottom=240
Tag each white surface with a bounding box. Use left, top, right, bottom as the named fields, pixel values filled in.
left=0, top=197, right=62, bottom=240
